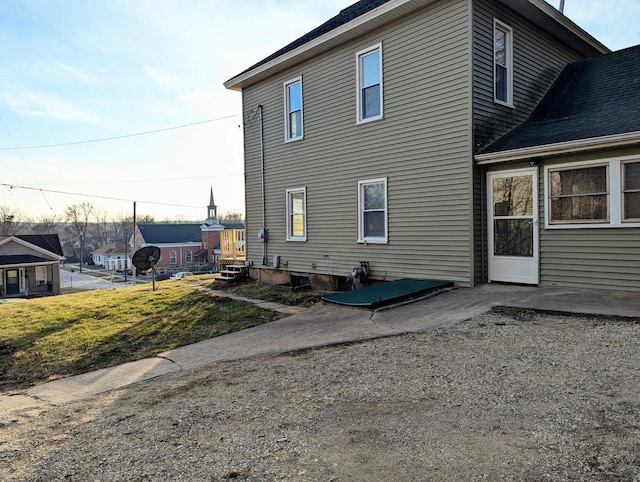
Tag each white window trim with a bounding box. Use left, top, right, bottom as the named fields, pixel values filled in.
left=169, top=250, right=177, bottom=264
left=36, top=266, right=47, bottom=285
left=622, top=159, right=640, bottom=223
left=356, top=42, right=384, bottom=125
left=185, top=249, right=193, bottom=263
left=357, top=177, right=388, bottom=244
left=284, top=76, right=304, bottom=142
left=493, top=19, right=514, bottom=108
left=286, top=187, right=307, bottom=241
left=544, top=156, right=640, bottom=229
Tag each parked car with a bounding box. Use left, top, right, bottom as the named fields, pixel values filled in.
left=170, top=272, right=194, bottom=280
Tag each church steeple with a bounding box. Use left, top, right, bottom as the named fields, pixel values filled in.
left=207, top=186, right=217, bottom=220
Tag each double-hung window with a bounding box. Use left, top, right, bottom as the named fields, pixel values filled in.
left=286, top=187, right=307, bottom=241
left=36, top=266, right=47, bottom=285
left=284, top=77, right=303, bottom=141
left=358, top=178, right=387, bottom=243
left=169, top=250, right=177, bottom=264
left=185, top=250, right=193, bottom=263
left=623, top=161, right=640, bottom=221
left=545, top=158, right=640, bottom=228
left=356, top=43, right=383, bottom=123
left=548, top=164, right=609, bottom=224
left=494, top=19, right=513, bottom=106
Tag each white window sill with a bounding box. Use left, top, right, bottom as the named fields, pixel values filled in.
left=356, top=115, right=383, bottom=125
left=545, top=222, right=640, bottom=229
left=357, top=238, right=388, bottom=244
left=494, top=99, right=514, bottom=108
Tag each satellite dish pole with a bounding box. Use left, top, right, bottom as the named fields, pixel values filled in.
left=132, top=245, right=161, bottom=291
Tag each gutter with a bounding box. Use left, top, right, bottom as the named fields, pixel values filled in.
left=475, top=131, right=640, bottom=165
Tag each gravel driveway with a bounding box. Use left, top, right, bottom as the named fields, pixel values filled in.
left=1, top=308, right=639, bottom=481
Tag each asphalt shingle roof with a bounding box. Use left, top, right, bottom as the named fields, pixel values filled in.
left=0, top=254, right=53, bottom=266
left=482, top=44, right=640, bottom=154
left=0, top=234, right=64, bottom=257
left=138, top=224, right=202, bottom=244
left=234, top=0, right=392, bottom=77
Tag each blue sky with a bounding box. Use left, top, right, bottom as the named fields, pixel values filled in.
left=0, top=0, right=639, bottom=221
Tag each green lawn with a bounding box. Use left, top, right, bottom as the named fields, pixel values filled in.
left=0, top=278, right=283, bottom=392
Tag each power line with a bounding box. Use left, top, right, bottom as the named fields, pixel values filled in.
left=0, top=115, right=56, bottom=213
left=0, top=115, right=241, bottom=150
left=1, top=182, right=206, bottom=210
left=17, top=172, right=244, bottom=187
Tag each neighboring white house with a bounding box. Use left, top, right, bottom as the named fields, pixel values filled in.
left=92, top=243, right=131, bottom=271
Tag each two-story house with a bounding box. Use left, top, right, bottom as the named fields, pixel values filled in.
left=225, top=0, right=640, bottom=292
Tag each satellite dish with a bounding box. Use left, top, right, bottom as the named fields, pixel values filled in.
left=132, top=245, right=161, bottom=290
left=132, top=246, right=161, bottom=271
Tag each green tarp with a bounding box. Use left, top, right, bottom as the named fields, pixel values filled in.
left=323, top=278, right=453, bottom=308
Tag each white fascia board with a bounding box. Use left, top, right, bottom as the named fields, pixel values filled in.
left=0, top=260, right=61, bottom=269
left=224, top=0, right=418, bottom=91
left=148, top=242, right=202, bottom=248
left=475, top=131, right=640, bottom=165
left=526, top=0, right=609, bottom=54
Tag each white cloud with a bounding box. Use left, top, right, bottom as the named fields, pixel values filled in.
left=0, top=86, right=100, bottom=122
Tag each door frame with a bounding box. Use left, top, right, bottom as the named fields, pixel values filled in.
left=487, top=167, right=539, bottom=285
left=5, top=268, right=22, bottom=295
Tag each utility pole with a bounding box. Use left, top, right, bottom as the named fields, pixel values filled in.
left=132, top=201, right=137, bottom=286
left=559, top=0, right=565, bottom=13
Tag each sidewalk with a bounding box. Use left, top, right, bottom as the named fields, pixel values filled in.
left=1, top=284, right=638, bottom=417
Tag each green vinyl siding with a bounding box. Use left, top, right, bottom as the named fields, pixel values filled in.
left=472, top=0, right=589, bottom=284
left=472, top=0, right=584, bottom=153
left=539, top=150, right=640, bottom=292
left=242, top=0, right=474, bottom=286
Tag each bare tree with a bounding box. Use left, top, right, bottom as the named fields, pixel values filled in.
left=33, top=213, right=61, bottom=235
left=64, top=202, right=95, bottom=273
left=91, top=208, right=112, bottom=247
left=0, top=205, right=28, bottom=236
left=219, top=211, right=245, bottom=225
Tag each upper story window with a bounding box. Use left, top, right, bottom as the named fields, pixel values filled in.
left=286, top=187, right=307, bottom=241
left=284, top=76, right=303, bottom=141
left=358, top=178, right=388, bottom=243
left=494, top=19, right=513, bottom=107
left=545, top=158, right=640, bottom=228
left=356, top=43, right=383, bottom=124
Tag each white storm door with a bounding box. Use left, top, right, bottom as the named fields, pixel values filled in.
left=488, top=168, right=539, bottom=285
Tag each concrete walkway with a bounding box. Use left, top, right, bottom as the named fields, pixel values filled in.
left=2, top=284, right=638, bottom=417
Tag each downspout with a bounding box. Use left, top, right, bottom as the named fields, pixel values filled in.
left=258, top=104, right=267, bottom=266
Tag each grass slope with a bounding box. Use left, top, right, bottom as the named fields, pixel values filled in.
left=0, top=278, right=282, bottom=392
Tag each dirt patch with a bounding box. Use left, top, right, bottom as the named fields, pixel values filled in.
left=213, top=281, right=330, bottom=307
left=1, top=310, right=639, bottom=481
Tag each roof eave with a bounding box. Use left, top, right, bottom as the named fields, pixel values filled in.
left=517, top=0, right=610, bottom=55
left=475, top=131, right=640, bottom=165
left=0, top=236, right=64, bottom=260
left=224, top=0, right=426, bottom=91
left=225, top=0, right=609, bottom=92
